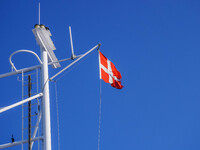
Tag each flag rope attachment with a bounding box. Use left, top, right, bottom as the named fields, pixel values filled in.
left=98, top=79, right=102, bottom=150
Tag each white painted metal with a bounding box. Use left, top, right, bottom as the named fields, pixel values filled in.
left=0, top=93, right=43, bottom=113
left=33, top=28, right=56, bottom=52
left=0, top=136, right=43, bottom=149
left=50, top=44, right=100, bottom=80
left=32, top=27, right=61, bottom=68
left=36, top=67, right=40, bottom=150
left=48, top=56, right=73, bottom=65
left=9, top=50, right=42, bottom=71
left=69, top=26, right=75, bottom=58
left=0, top=56, right=75, bottom=79
left=0, top=65, right=41, bottom=79
left=31, top=112, right=42, bottom=149
left=21, top=71, right=24, bottom=150
left=41, top=50, right=52, bottom=150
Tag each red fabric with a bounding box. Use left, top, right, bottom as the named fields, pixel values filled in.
left=99, top=52, right=108, bottom=68
left=99, top=52, right=109, bottom=83
left=111, top=61, right=122, bottom=79
left=99, top=51, right=123, bottom=89
left=101, top=69, right=109, bottom=83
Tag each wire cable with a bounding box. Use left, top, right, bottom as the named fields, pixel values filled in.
left=97, top=79, right=102, bottom=150
left=55, top=50, right=96, bottom=82
left=54, top=81, right=61, bottom=150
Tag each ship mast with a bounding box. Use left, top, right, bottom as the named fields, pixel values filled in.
left=0, top=25, right=100, bottom=150
left=41, top=36, right=52, bottom=150
left=0, top=4, right=101, bottom=149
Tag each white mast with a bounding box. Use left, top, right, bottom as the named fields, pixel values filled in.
left=32, top=23, right=61, bottom=150
left=37, top=6, right=52, bottom=148
left=41, top=49, right=51, bottom=150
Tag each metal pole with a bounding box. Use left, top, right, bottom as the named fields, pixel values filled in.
left=0, top=136, right=43, bottom=149
left=28, top=75, right=32, bottom=150
left=0, top=55, right=76, bottom=79
left=21, top=71, right=24, bottom=150
left=41, top=50, right=51, bottom=150
left=69, top=26, right=75, bottom=58
left=31, top=112, right=42, bottom=149
left=50, top=44, right=100, bottom=80
left=0, top=93, right=43, bottom=113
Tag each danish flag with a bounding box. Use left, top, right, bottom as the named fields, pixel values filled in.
left=99, top=51, right=123, bottom=89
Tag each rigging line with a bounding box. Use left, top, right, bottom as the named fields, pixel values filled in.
left=41, top=78, right=49, bottom=92
left=42, top=49, right=96, bottom=89
left=54, top=81, right=61, bottom=150
left=97, top=79, right=102, bottom=150
left=41, top=60, right=78, bottom=90
left=55, top=50, right=96, bottom=82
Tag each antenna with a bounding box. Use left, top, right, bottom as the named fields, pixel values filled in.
left=69, top=26, right=76, bottom=59
left=39, top=3, right=40, bottom=25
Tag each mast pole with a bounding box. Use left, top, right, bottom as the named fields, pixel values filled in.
left=41, top=50, right=52, bottom=150
left=38, top=3, right=52, bottom=150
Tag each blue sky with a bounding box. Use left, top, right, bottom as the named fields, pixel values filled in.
left=1, top=0, right=200, bottom=150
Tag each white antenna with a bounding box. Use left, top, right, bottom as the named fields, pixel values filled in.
left=69, top=26, right=75, bottom=59
left=39, top=3, right=40, bottom=25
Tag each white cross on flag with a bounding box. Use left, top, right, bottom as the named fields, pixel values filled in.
left=99, top=51, right=123, bottom=89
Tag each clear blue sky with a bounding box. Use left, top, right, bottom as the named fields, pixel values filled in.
left=1, top=0, right=200, bottom=150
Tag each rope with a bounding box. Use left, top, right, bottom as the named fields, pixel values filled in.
left=54, top=81, right=61, bottom=150
left=50, top=53, right=94, bottom=150
left=97, top=79, right=102, bottom=150
left=55, top=51, right=95, bottom=82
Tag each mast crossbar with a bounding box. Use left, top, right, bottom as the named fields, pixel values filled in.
left=0, top=93, right=43, bottom=113
left=0, top=136, right=43, bottom=149
left=0, top=56, right=81, bottom=79
left=50, top=44, right=101, bottom=80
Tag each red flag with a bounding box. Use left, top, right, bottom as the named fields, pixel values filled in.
left=99, top=51, right=123, bottom=89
